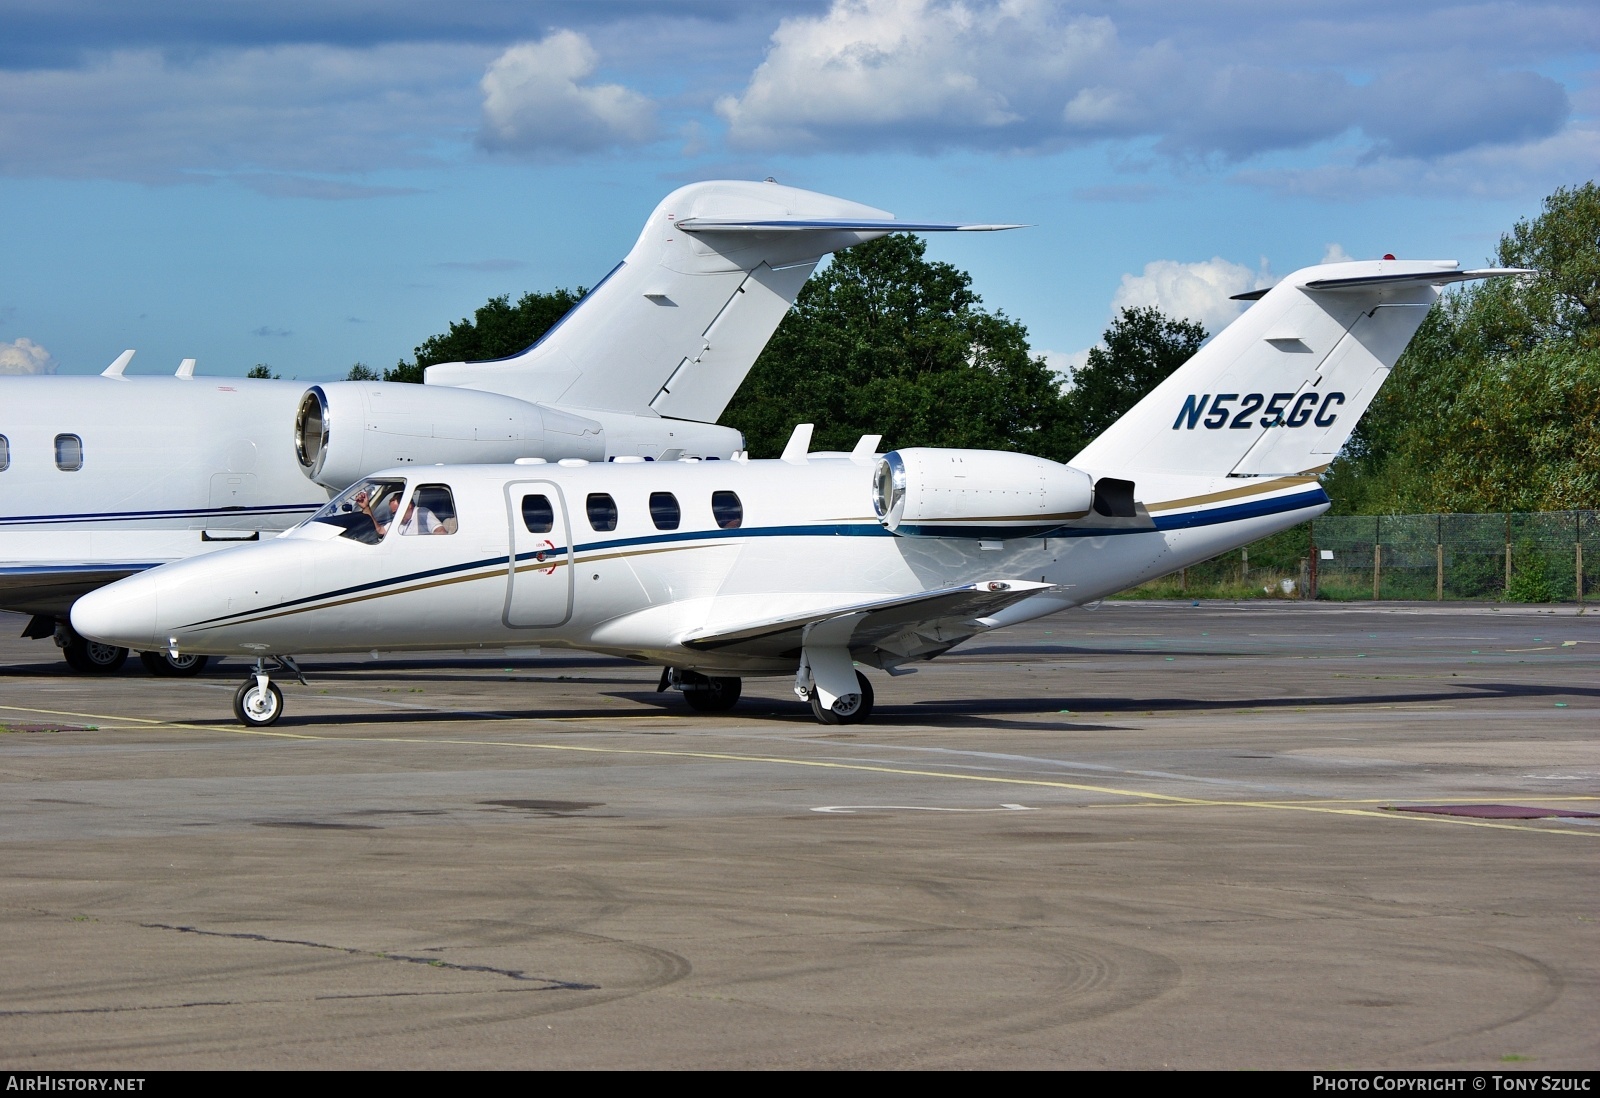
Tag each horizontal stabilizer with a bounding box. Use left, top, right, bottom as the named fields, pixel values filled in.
left=682, top=580, right=1056, bottom=660
left=677, top=218, right=1023, bottom=233
left=1233, top=266, right=1532, bottom=300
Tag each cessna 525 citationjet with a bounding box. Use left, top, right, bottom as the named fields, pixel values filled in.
left=71, top=258, right=1525, bottom=726
left=2, top=180, right=1013, bottom=674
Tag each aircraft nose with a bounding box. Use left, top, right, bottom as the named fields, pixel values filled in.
left=70, top=572, right=161, bottom=650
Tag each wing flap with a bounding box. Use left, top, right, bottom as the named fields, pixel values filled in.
left=681, top=580, right=1057, bottom=659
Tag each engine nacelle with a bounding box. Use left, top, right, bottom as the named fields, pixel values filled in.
left=295, top=382, right=606, bottom=490
left=873, top=448, right=1094, bottom=538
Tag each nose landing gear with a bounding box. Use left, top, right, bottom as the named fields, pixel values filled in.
left=231, top=656, right=305, bottom=728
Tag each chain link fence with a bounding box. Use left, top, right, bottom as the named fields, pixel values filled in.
left=1146, top=511, right=1598, bottom=603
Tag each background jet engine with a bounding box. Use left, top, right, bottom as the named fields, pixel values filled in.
left=873, top=448, right=1094, bottom=538
left=294, top=382, right=608, bottom=490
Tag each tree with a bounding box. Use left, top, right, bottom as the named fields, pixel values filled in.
left=246, top=364, right=278, bottom=379
left=1325, top=180, right=1600, bottom=513
left=345, top=362, right=379, bottom=381
left=385, top=288, right=585, bottom=383
left=721, top=235, right=1068, bottom=457
left=1043, top=306, right=1207, bottom=461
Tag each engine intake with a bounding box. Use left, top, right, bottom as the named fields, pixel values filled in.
left=295, top=382, right=606, bottom=490
left=873, top=448, right=1094, bottom=538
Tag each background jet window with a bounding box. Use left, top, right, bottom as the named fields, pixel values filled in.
left=54, top=434, right=83, bottom=471
left=0, top=434, right=8, bottom=471
left=712, top=490, right=743, bottom=529
left=649, top=491, right=681, bottom=531
left=586, top=492, right=618, bottom=532
left=521, top=494, right=554, bottom=533
left=403, top=484, right=457, bottom=535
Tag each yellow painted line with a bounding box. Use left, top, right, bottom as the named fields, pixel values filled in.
left=2, top=702, right=1595, bottom=839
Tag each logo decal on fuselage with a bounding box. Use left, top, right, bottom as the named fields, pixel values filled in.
left=1172, top=392, right=1344, bottom=430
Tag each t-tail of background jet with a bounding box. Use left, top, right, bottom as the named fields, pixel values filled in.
left=1069, top=259, right=1529, bottom=482
left=294, top=180, right=1019, bottom=488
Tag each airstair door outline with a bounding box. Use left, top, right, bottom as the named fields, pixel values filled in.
left=504, top=480, right=574, bottom=628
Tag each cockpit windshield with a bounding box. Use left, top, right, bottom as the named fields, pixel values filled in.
left=305, top=478, right=407, bottom=545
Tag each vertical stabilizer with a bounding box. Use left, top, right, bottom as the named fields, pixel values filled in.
left=1070, top=260, right=1529, bottom=479
left=424, top=180, right=1018, bottom=423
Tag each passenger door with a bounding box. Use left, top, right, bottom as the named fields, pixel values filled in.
left=504, top=480, right=574, bottom=627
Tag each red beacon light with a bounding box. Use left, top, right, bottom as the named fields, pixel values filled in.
left=1382, top=253, right=1396, bottom=260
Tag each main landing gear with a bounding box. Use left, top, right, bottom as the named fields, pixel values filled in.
left=658, top=668, right=743, bottom=713
left=139, top=650, right=211, bottom=677
left=44, top=619, right=210, bottom=677
left=232, top=656, right=305, bottom=728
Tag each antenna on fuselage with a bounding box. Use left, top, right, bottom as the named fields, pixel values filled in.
left=101, top=350, right=135, bottom=378
left=781, top=423, right=814, bottom=464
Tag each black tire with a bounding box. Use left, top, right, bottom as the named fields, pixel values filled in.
left=63, top=637, right=128, bottom=674
left=139, top=650, right=211, bottom=677
left=682, top=676, right=742, bottom=712
left=809, top=670, right=874, bottom=725
left=233, top=679, right=284, bottom=727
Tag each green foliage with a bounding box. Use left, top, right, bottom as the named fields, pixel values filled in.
left=385, top=288, right=585, bottom=383
left=1506, top=540, right=1556, bottom=602
left=1326, top=180, right=1600, bottom=513
left=246, top=364, right=278, bottom=379
left=722, top=235, right=1070, bottom=458
left=1044, top=306, right=1207, bottom=461
left=345, top=362, right=379, bottom=381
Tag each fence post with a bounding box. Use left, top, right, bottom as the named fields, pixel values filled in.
left=1577, top=513, right=1584, bottom=603
left=1241, top=547, right=1249, bottom=582
left=1505, top=513, right=1512, bottom=595
left=1436, top=543, right=1444, bottom=601
left=1372, top=516, right=1381, bottom=600
left=1308, top=521, right=1318, bottom=600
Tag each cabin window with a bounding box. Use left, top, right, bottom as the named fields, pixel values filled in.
left=54, top=434, right=83, bottom=472
left=712, top=490, right=743, bottom=530
left=521, top=494, right=554, bottom=533
left=0, top=435, right=8, bottom=471
left=649, top=491, right=681, bottom=531
left=307, top=478, right=407, bottom=545
left=401, top=484, right=457, bottom=535
left=586, top=492, right=618, bottom=532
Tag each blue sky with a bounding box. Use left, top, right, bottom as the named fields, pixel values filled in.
left=1, top=0, right=1595, bottom=381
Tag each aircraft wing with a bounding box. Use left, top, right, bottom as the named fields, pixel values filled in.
left=680, top=580, right=1059, bottom=662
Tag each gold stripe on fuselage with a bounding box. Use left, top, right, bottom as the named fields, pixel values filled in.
left=1145, top=475, right=1321, bottom=514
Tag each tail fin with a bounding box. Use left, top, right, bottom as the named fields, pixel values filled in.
left=1070, top=260, right=1529, bottom=479
left=426, top=180, right=1019, bottom=423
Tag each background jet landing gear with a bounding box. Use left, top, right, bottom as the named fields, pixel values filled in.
left=231, top=656, right=304, bottom=728
left=139, top=651, right=210, bottom=677
left=54, top=623, right=127, bottom=674
left=807, top=670, right=875, bottom=725
left=658, top=668, right=743, bottom=713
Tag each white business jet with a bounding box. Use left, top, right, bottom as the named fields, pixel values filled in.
left=1, top=180, right=1015, bottom=674
left=71, top=259, right=1525, bottom=725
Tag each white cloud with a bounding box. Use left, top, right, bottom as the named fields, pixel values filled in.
left=0, top=337, right=57, bottom=375
left=479, top=32, right=657, bottom=153
left=1110, top=257, right=1272, bottom=335
left=717, top=0, right=1118, bottom=151
left=1321, top=243, right=1354, bottom=264
left=714, top=0, right=1574, bottom=171
left=1235, top=121, right=1600, bottom=201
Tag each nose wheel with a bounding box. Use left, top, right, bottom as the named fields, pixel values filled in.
left=231, top=657, right=303, bottom=727
left=234, top=678, right=283, bottom=727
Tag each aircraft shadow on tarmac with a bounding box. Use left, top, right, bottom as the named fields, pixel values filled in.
left=132, top=678, right=1595, bottom=735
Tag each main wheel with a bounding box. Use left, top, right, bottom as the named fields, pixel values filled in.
left=140, top=650, right=211, bottom=677
left=682, top=676, right=742, bottom=713
left=809, top=670, right=875, bottom=725
left=233, top=679, right=284, bottom=727
left=63, top=637, right=128, bottom=674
